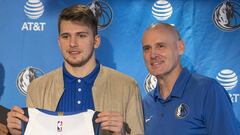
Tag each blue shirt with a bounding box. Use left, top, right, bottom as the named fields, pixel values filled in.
left=56, top=62, right=100, bottom=112
left=143, top=68, right=240, bottom=135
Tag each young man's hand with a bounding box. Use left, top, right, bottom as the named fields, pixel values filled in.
left=95, top=111, right=125, bottom=135
left=7, top=106, right=28, bottom=135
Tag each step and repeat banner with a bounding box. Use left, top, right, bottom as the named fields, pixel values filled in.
left=0, top=0, right=240, bottom=121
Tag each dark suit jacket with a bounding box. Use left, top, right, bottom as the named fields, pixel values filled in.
left=0, top=105, right=9, bottom=125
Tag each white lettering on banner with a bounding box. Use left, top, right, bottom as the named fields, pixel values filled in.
left=21, top=22, right=46, bottom=31
left=229, top=93, right=240, bottom=103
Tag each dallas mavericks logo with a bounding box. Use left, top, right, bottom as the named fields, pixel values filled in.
left=212, top=0, right=240, bottom=31
left=89, top=0, right=113, bottom=30
left=175, top=103, right=189, bottom=119
left=144, top=73, right=157, bottom=93
left=16, top=66, right=44, bottom=95
left=152, top=0, right=173, bottom=21
left=216, top=69, right=238, bottom=90
left=24, top=0, right=44, bottom=19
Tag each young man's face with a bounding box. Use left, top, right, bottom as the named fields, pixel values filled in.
left=58, top=20, right=100, bottom=67
left=142, top=27, right=184, bottom=78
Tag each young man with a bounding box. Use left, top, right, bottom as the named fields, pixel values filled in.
left=142, top=23, right=240, bottom=135
left=7, top=5, right=143, bottom=135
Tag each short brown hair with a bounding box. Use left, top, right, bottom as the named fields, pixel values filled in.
left=58, top=4, right=98, bottom=36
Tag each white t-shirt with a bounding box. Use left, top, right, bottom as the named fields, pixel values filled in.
left=23, top=108, right=98, bottom=135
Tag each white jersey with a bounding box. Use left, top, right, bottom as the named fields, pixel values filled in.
left=23, top=108, right=99, bottom=135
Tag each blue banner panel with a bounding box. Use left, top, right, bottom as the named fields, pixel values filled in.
left=0, top=0, right=239, bottom=122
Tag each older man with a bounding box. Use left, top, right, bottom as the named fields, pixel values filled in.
left=142, top=23, right=240, bottom=135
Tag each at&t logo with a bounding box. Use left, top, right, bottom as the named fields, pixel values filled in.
left=216, top=69, right=240, bottom=103
left=21, top=0, right=46, bottom=31
left=216, top=69, right=238, bottom=90
left=152, top=0, right=173, bottom=21
left=24, top=0, right=44, bottom=19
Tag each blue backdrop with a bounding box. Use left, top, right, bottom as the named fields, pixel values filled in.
left=0, top=0, right=240, bottom=122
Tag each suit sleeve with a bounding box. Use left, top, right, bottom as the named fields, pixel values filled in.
left=26, top=82, right=35, bottom=108
left=125, top=80, right=144, bottom=135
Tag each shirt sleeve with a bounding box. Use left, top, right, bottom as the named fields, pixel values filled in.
left=203, top=80, right=240, bottom=135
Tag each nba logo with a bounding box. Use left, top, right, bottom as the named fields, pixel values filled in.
left=57, top=121, right=63, bottom=132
